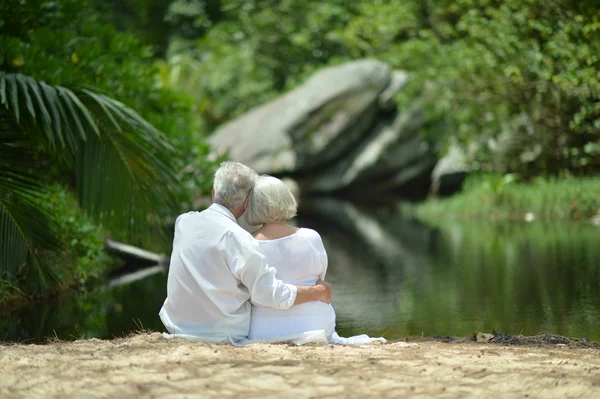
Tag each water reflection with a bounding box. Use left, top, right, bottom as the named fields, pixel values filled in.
left=299, top=199, right=600, bottom=340
left=296, top=199, right=438, bottom=339
left=3, top=199, right=600, bottom=342
left=2, top=272, right=168, bottom=343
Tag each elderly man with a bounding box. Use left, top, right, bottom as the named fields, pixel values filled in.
left=159, top=161, right=332, bottom=343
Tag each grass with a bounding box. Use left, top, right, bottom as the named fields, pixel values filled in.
left=416, top=174, right=600, bottom=222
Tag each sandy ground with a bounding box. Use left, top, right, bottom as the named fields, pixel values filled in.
left=1, top=333, right=600, bottom=399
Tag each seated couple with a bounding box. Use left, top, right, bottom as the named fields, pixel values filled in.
left=159, top=162, right=384, bottom=345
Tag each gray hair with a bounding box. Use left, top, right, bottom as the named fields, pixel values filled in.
left=213, top=161, right=258, bottom=210
left=246, top=175, right=297, bottom=226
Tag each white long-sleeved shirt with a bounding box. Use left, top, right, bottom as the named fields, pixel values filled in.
left=158, top=203, right=298, bottom=343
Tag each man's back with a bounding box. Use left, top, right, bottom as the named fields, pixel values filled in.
left=160, top=204, right=253, bottom=342
left=159, top=203, right=297, bottom=343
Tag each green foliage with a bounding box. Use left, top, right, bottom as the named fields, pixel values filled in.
left=0, top=0, right=200, bottom=180
left=165, top=0, right=210, bottom=39
left=157, top=0, right=599, bottom=177
left=96, top=0, right=173, bottom=54
left=479, top=173, right=519, bottom=196
left=0, top=0, right=210, bottom=302
left=41, top=185, right=113, bottom=288
left=0, top=71, right=179, bottom=276
left=158, top=0, right=362, bottom=126
left=339, top=0, right=600, bottom=176
left=0, top=141, right=61, bottom=292
left=0, top=184, right=113, bottom=310
left=417, top=175, right=600, bottom=221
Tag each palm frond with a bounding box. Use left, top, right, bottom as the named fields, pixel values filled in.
left=74, top=90, right=179, bottom=239
left=0, top=72, right=180, bottom=267
left=0, top=150, right=60, bottom=290
left=0, top=72, right=100, bottom=154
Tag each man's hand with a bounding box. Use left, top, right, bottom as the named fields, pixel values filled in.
left=293, top=279, right=333, bottom=305
left=315, top=279, right=332, bottom=304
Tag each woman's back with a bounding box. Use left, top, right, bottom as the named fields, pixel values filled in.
left=255, top=228, right=326, bottom=286
left=248, top=228, right=335, bottom=340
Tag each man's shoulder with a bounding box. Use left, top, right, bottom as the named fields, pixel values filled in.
left=174, top=208, right=255, bottom=243
left=175, top=210, right=204, bottom=225
left=226, top=223, right=257, bottom=243
left=177, top=210, right=202, bottom=218
left=174, top=210, right=220, bottom=236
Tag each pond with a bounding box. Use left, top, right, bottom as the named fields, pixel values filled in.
left=3, top=199, right=600, bottom=343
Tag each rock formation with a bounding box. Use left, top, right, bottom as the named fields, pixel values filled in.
left=209, top=59, right=438, bottom=199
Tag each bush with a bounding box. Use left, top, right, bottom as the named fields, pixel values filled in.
left=1, top=184, right=116, bottom=310
left=417, top=175, right=600, bottom=221
left=0, top=0, right=214, bottom=305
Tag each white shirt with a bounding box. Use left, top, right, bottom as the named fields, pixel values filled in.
left=248, top=228, right=336, bottom=341
left=159, top=204, right=298, bottom=343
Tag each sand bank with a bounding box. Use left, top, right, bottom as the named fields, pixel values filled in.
left=1, top=333, right=599, bottom=398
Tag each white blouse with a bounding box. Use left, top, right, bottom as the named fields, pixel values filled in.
left=248, top=228, right=336, bottom=341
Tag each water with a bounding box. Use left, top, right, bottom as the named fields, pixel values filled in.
left=3, top=199, right=600, bottom=343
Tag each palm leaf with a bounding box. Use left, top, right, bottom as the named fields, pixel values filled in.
left=5, top=74, right=20, bottom=123
left=38, top=81, right=65, bottom=149
left=80, top=89, right=123, bottom=132
left=0, top=72, right=81, bottom=154
left=15, top=74, right=37, bottom=122
left=0, top=142, right=60, bottom=290
left=0, top=74, right=6, bottom=105
left=75, top=90, right=179, bottom=239
left=0, top=72, right=181, bottom=289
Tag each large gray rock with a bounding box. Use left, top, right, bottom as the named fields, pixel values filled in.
left=307, top=103, right=436, bottom=194
left=209, top=59, right=436, bottom=197
left=210, top=59, right=392, bottom=173
left=431, top=144, right=469, bottom=196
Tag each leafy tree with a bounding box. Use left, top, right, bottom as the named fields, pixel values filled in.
left=0, top=0, right=201, bottom=298
left=161, top=0, right=361, bottom=126
left=163, top=0, right=600, bottom=177
left=0, top=70, right=178, bottom=288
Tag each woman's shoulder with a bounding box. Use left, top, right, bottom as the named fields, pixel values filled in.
left=299, top=227, right=324, bottom=242
left=252, top=230, right=274, bottom=241
left=253, top=225, right=301, bottom=242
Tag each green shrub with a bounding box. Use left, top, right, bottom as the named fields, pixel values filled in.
left=0, top=184, right=116, bottom=310
left=43, top=185, right=115, bottom=287
left=417, top=175, right=600, bottom=222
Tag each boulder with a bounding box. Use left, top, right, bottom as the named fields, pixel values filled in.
left=209, top=59, right=436, bottom=197
left=307, top=103, right=435, bottom=195
left=431, top=144, right=469, bottom=196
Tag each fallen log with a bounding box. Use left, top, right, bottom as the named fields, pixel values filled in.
left=107, top=264, right=166, bottom=288
left=104, top=239, right=169, bottom=269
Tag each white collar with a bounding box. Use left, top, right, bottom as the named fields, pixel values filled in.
left=209, top=203, right=237, bottom=223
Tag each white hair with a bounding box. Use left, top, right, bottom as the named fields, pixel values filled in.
left=246, top=175, right=298, bottom=226
left=213, top=161, right=258, bottom=211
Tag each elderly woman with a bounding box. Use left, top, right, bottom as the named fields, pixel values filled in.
left=245, top=176, right=386, bottom=345
left=245, top=175, right=336, bottom=341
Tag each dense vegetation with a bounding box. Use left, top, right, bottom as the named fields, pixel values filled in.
left=1, top=0, right=599, bottom=307
left=416, top=174, right=600, bottom=221
left=0, top=0, right=217, bottom=307
left=131, top=0, right=600, bottom=177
